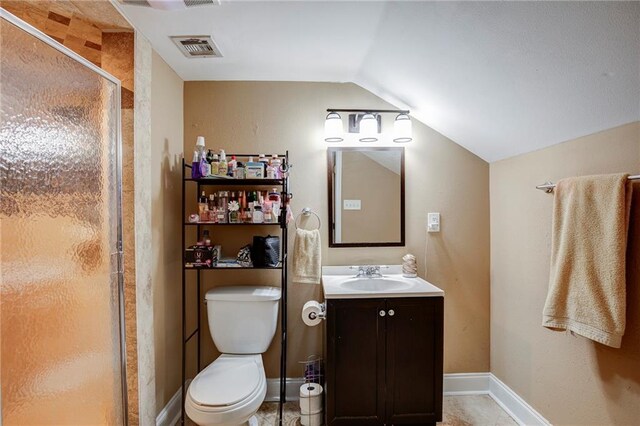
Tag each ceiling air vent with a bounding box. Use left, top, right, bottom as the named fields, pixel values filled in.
left=183, top=0, right=217, bottom=6
left=121, top=0, right=219, bottom=10
left=171, top=36, right=222, bottom=58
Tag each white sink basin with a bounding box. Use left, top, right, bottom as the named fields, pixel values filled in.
left=322, top=265, right=444, bottom=299
left=340, top=277, right=412, bottom=292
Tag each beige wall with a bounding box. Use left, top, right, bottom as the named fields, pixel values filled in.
left=340, top=151, right=401, bottom=243
left=490, top=122, right=640, bottom=424
left=183, top=81, right=490, bottom=380
left=150, top=51, right=184, bottom=414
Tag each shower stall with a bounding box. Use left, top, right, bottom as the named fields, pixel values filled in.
left=0, top=10, right=127, bottom=424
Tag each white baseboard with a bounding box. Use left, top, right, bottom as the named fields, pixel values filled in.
left=157, top=374, right=550, bottom=426
left=156, top=387, right=182, bottom=426
left=265, top=377, right=306, bottom=402
left=443, top=372, right=491, bottom=395
left=489, top=374, right=550, bottom=426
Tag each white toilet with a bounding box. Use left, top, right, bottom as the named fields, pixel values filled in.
left=185, top=286, right=281, bottom=426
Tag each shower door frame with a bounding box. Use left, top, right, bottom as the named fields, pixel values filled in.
left=0, top=8, right=128, bottom=425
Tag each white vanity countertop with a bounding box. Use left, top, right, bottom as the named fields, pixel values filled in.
left=322, top=265, right=444, bottom=299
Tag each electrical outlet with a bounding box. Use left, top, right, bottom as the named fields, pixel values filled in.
left=427, top=212, right=440, bottom=232
left=343, top=200, right=361, bottom=210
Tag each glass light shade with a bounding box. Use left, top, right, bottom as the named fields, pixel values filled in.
left=359, top=113, right=378, bottom=142
left=393, top=114, right=412, bottom=143
left=324, top=112, right=343, bottom=142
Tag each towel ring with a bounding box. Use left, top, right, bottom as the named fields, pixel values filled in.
left=294, top=207, right=321, bottom=230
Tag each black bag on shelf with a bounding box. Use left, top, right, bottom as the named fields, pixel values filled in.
left=252, top=235, right=280, bottom=267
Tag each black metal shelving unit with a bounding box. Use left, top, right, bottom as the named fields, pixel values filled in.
left=180, top=152, right=290, bottom=425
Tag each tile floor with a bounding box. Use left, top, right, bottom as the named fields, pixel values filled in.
left=253, top=395, right=517, bottom=426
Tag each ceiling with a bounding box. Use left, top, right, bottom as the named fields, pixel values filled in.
left=115, top=1, right=640, bottom=162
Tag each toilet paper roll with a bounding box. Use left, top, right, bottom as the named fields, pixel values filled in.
left=302, top=301, right=323, bottom=327
left=299, top=383, right=323, bottom=398
left=300, top=383, right=323, bottom=415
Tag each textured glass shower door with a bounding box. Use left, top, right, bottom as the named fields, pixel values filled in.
left=0, top=12, right=126, bottom=425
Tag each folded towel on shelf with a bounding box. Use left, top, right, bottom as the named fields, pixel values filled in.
left=292, top=228, right=321, bottom=284
left=542, top=173, right=633, bottom=348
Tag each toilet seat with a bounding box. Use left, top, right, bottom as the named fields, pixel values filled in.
left=185, top=354, right=267, bottom=426
left=189, top=355, right=261, bottom=407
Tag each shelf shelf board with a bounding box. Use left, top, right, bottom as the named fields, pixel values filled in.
left=185, top=266, right=283, bottom=270
left=185, top=178, right=285, bottom=186
left=183, top=222, right=282, bottom=226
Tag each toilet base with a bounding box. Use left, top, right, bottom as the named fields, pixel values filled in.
left=246, top=415, right=258, bottom=426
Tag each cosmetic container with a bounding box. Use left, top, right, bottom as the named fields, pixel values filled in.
left=252, top=206, right=264, bottom=223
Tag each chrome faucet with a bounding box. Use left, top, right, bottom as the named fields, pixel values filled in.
left=351, top=265, right=384, bottom=278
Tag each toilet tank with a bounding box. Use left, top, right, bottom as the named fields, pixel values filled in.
left=205, top=286, right=281, bottom=354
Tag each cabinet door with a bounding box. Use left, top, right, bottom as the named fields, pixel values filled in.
left=326, top=299, right=386, bottom=426
left=385, top=297, right=443, bottom=424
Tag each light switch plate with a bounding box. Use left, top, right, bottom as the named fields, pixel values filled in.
left=427, top=212, right=440, bottom=232
left=343, top=199, right=361, bottom=210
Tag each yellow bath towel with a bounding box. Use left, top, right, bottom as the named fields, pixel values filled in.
left=542, top=173, right=632, bottom=348
left=292, top=228, right=321, bottom=284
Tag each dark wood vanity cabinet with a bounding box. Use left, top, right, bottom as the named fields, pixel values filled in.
left=326, top=297, right=443, bottom=426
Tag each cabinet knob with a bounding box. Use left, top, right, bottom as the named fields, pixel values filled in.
left=379, top=310, right=386, bottom=317
left=388, top=309, right=395, bottom=316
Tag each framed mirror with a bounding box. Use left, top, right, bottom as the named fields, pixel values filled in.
left=327, top=147, right=405, bottom=247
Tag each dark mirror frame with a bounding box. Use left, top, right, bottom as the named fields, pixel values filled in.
left=327, top=147, right=405, bottom=248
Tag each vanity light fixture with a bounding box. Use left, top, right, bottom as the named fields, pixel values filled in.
left=325, top=108, right=412, bottom=143
left=324, top=112, right=344, bottom=142
left=393, top=113, right=412, bottom=143
left=358, top=113, right=378, bottom=142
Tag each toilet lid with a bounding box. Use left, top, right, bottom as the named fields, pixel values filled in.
left=189, top=356, right=261, bottom=407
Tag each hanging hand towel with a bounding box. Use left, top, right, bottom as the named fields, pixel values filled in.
left=542, top=173, right=632, bottom=348
left=293, top=228, right=321, bottom=284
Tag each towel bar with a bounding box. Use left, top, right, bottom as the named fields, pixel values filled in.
left=536, top=175, right=640, bottom=193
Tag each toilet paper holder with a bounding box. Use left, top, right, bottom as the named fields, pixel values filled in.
left=307, top=302, right=326, bottom=321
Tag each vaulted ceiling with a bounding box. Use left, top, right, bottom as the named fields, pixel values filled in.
left=115, top=1, right=640, bottom=162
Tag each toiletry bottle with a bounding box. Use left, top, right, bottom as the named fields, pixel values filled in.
left=228, top=191, right=239, bottom=223
left=246, top=157, right=264, bottom=179
left=263, top=200, right=273, bottom=223
left=205, top=150, right=215, bottom=176
left=200, top=157, right=207, bottom=179
left=211, top=153, right=219, bottom=176
left=198, top=191, right=208, bottom=219
left=191, top=151, right=201, bottom=179
left=218, top=191, right=228, bottom=223
left=268, top=188, right=281, bottom=203
left=243, top=208, right=252, bottom=223
left=218, top=150, right=228, bottom=176
left=246, top=190, right=255, bottom=212
left=271, top=155, right=282, bottom=179
left=266, top=162, right=276, bottom=179
left=258, top=154, right=269, bottom=175
left=228, top=155, right=237, bottom=177
left=201, top=152, right=211, bottom=177
left=239, top=190, right=246, bottom=210
left=268, top=189, right=281, bottom=222
left=234, top=161, right=245, bottom=179
left=253, top=205, right=264, bottom=223
left=195, top=136, right=206, bottom=175
left=208, top=194, right=216, bottom=222
left=202, top=230, right=211, bottom=246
